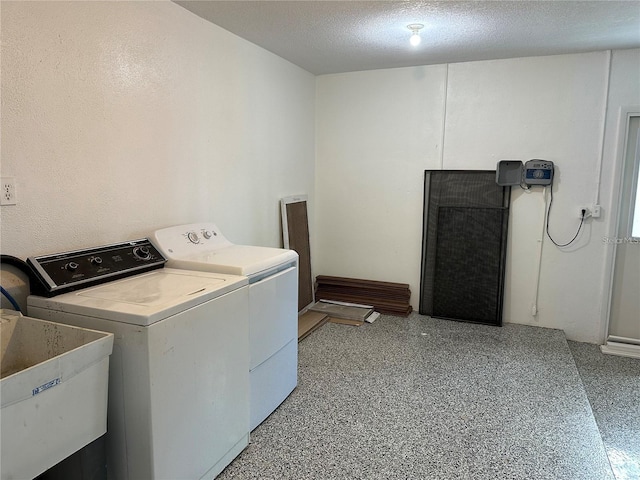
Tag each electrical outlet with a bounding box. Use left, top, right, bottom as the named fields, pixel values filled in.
left=579, top=207, right=591, bottom=219
left=1, top=177, right=17, bottom=206
left=579, top=205, right=602, bottom=219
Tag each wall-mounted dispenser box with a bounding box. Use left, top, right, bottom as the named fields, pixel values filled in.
left=496, top=160, right=523, bottom=186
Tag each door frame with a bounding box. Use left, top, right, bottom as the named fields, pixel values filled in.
left=600, top=106, right=640, bottom=358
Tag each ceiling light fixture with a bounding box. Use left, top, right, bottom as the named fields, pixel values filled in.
left=407, top=24, right=424, bottom=46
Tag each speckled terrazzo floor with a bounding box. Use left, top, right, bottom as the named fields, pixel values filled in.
left=218, top=314, right=615, bottom=480
left=568, top=341, right=640, bottom=480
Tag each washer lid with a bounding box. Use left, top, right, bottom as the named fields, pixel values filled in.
left=27, top=269, right=248, bottom=326
left=153, top=223, right=298, bottom=276
left=167, top=245, right=298, bottom=277
left=77, top=271, right=225, bottom=305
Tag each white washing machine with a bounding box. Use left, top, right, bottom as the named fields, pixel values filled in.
left=153, top=223, right=298, bottom=430
left=26, top=239, right=250, bottom=480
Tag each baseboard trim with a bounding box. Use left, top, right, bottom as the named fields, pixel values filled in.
left=600, top=341, right=640, bottom=359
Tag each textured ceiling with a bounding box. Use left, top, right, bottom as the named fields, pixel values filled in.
left=175, top=1, right=640, bottom=75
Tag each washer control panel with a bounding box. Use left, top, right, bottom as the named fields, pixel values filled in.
left=27, top=239, right=166, bottom=297
left=185, top=227, right=220, bottom=244
left=153, top=223, right=232, bottom=257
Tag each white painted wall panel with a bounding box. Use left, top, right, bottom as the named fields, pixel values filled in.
left=443, top=52, right=610, bottom=343
left=0, top=2, right=315, bottom=260
left=315, top=52, right=631, bottom=343
left=315, top=66, right=447, bottom=307
left=2, top=0, right=637, bottom=345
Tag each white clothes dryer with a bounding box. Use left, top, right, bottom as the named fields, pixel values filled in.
left=153, top=223, right=298, bottom=430
left=26, top=239, right=250, bottom=480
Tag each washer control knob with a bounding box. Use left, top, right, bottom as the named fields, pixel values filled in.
left=187, top=232, right=200, bottom=244
left=133, top=246, right=151, bottom=260
left=202, top=230, right=212, bottom=239
left=90, top=256, right=103, bottom=266
left=65, top=261, right=79, bottom=271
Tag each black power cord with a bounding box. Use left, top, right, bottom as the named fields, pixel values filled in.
left=545, top=183, right=585, bottom=247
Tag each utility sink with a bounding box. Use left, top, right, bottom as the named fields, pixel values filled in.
left=0, top=309, right=113, bottom=480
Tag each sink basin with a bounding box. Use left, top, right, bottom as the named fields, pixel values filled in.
left=1, top=309, right=113, bottom=480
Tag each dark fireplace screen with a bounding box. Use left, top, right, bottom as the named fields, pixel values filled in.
left=419, top=171, right=511, bottom=326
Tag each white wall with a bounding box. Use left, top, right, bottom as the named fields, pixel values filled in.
left=0, top=1, right=315, bottom=260
left=446, top=52, right=609, bottom=342
left=316, top=51, right=640, bottom=343
left=1, top=1, right=637, bottom=343
left=315, top=65, right=447, bottom=303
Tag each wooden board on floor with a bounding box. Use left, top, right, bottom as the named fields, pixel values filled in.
left=298, top=311, right=328, bottom=341
left=309, top=301, right=373, bottom=321
left=327, top=317, right=364, bottom=327
left=315, top=275, right=412, bottom=316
